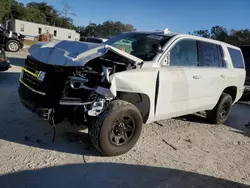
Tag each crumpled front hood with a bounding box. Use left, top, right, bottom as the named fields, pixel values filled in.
left=29, top=40, right=143, bottom=66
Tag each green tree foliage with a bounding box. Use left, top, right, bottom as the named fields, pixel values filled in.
left=22, top=7, right=47, bottom=24
left=0, top=0, right=13, bottom=22
left=229, top=29, right=250, bottom=45
left=26, top=2, right=58, bottom=25
left=189, top=29, right=211, bottom=38
left=190, top=26, right=250, bottom=46
left=210, top=26, right=228, bottom=41
left=79, top=21, right=135, bottom=38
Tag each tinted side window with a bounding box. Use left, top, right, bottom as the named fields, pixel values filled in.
left=170, top=39, right=198, bottom=66
left=228, top=48, right=245, bottom=69
left=198, top=41, right=223, bottom=67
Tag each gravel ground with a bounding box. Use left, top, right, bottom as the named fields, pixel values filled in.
left=0, top=49, right=250, bottom=188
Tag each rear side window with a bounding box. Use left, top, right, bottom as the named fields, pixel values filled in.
left=228, top=48, right=245, bottom=69
left=198, top=41, right=224, bottom=67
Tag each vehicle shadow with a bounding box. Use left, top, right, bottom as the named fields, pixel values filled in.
left=175, top=103, right=250, bottom=138
left=0, top=162, right=249, bottom=188
left=226, top=102, right=250, bottom=138
left=175, top=113, right=209, bottom=124
left=0, top=71, right=100, bottom=156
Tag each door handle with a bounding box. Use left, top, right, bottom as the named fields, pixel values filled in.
left=220, top=74, right=226, bottom=78
left=193, top=75, right=201, bottom=79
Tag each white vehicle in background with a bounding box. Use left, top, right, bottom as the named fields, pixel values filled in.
left=18, top=29, right=246, bottom=156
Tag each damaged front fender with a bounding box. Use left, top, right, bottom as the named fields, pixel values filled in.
left=95, top=68, right=159, bottom=123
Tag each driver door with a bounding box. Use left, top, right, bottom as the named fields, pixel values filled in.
left=155, top=66, right=189, bottom=121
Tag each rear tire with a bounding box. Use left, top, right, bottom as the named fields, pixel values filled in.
left=207, top=93, right=233, bottom=124
left=89, top=100, right=143, bottom=156
left=6, top=40, right=20, bottom=52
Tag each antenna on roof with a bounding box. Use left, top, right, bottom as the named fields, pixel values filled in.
left=164, top=28, right=170, bottom=34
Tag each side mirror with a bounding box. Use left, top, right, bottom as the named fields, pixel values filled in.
left=152, top=44, right=163, bottom=53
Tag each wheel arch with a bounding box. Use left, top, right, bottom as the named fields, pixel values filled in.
left=7, top=38, right=21, bottom=45
left=222, top=86, right=237, bottom=103
left=117, top=91, right=150, bottom=123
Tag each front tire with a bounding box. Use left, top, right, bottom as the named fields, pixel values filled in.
left=207, top=93, right=233, bottom=124
left=6, top=40, right=20, bottom=52
left=89, top=100, right=143, bottom=156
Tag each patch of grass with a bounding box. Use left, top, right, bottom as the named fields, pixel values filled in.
left=23, top=40, right=37, bottom=46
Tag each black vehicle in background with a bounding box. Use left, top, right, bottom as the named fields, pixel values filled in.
left=239, top=45, right=250, bottom=100
left=0, top=26, right=25, bottom=52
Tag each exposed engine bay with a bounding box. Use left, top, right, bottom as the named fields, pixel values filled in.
left=59, top=50, right=140, bottom=124
left=18, top=47, right=142, bottom=126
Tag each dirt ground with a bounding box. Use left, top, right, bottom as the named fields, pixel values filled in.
left=0, top=49, right=250, bottom=188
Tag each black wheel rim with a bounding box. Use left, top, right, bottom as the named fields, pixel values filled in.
left=109, top=114, right=136, bottom=146
left=219, top=100, right=231, bottom=119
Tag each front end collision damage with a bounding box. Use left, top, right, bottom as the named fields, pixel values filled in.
left=57, top=61, right=157, bottom=125
left=19, top=41, right=157, bottom=126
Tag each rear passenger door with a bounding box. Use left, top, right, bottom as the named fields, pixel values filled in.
left=187, top=41, right=228, bottom=112
left=168, top=39, right=223, bottom=113
left=166, top=39, right=225, bottom=114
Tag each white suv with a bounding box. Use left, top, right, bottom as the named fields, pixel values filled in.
left=18, top=30, right=246, bottom=156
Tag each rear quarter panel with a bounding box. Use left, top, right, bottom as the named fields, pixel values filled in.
left=222, top=45, right=246, bottom=103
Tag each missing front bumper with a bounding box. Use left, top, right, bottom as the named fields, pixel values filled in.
left=20, top=96, right=51, bottom=119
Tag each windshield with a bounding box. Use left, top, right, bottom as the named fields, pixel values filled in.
left=104, top=33, right=173, bottom=61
